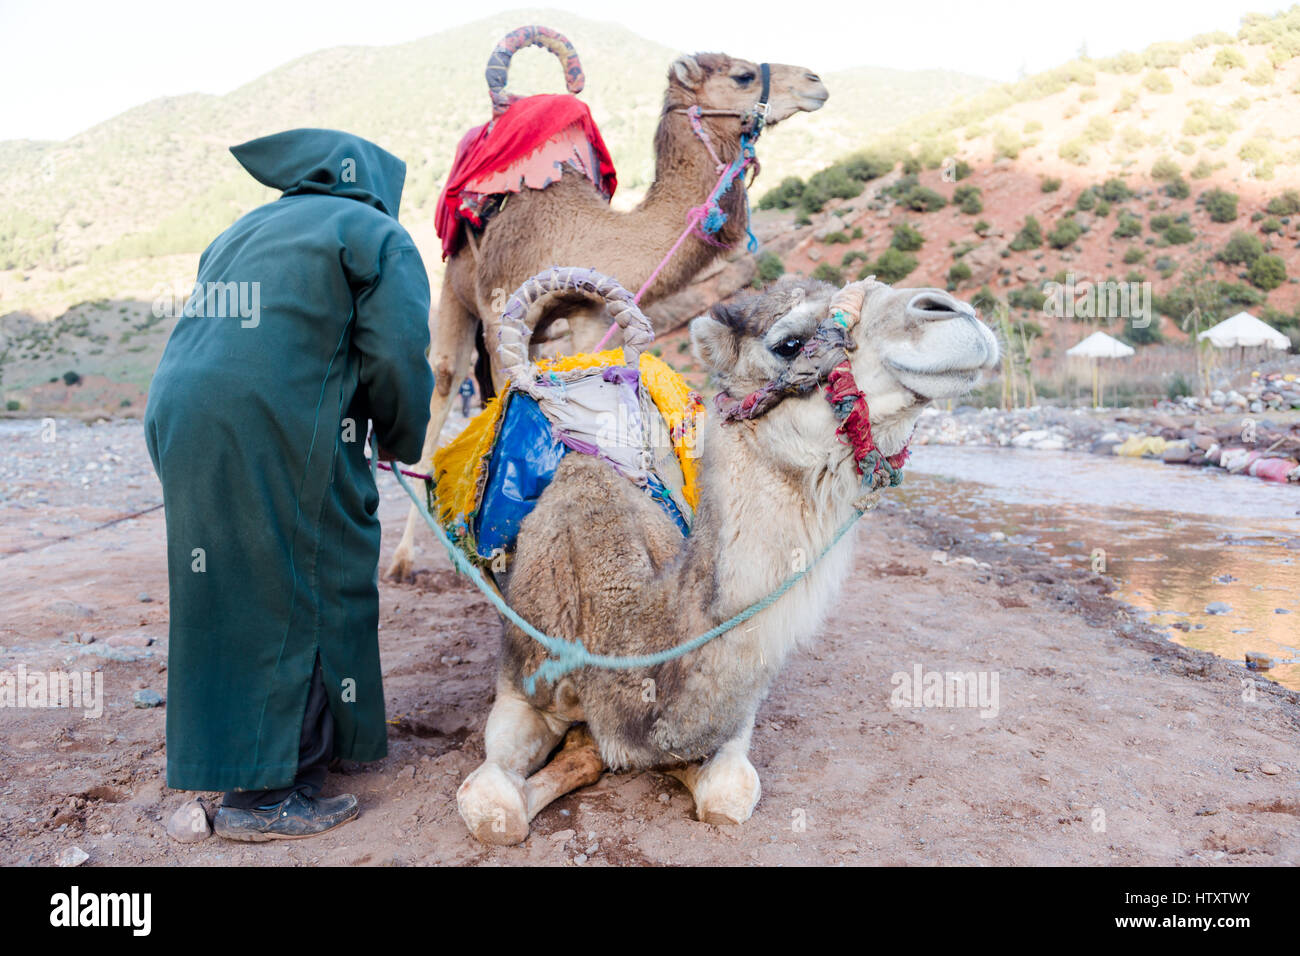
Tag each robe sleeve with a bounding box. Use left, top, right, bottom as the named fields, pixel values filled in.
left=351, top=245, right=434, bottom=464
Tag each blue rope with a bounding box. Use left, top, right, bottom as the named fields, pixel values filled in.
left=388, top=464, right=864, bottom=694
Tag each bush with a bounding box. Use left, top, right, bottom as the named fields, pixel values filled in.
left=843, top=152, right=895, bottom=182
left=1213, top=48, right=1247, bottom=69
left=1113, top=214, right=1143, bottom=238
left=1266, top=189, right=1300, bottom=216
left=953, top=184, right=983, bottom=214
left=1040, top=176, right=1062, bottom=193
left=1059, top=138, right=1090, bottom=165
left=1248, top=253, right=1287, bottom=290
left=1076, top=188, right=1097, bottom=211
left=1261, top=217, right=1283, bottom=234
left=971, top=286, right=999, bottom=314
left=812, top=262, right=846, bottom=285
left=1220, top=231, right=1264, bottom=265
left=841, top=250, right=868, bottom=267
left=1163, top=222, right=1195, bottom=244
left=993, top=127, right=1024, bottom=160
left=952, top=159, right=973, bottom=181
left=1123, top=246, right=1147, bottom=264
left=1009, top=216, right=1043, bottom=251
left=755, top=250, right=785, bottom=282
left=1083, top=116, right=1114, bottom=143
left=822, top=230, right=850, bottom=244
left=1150, top=213, right=1174, bottom=231
left=1163, top=176, right=1191, bottom=199
left=867, top=248, right=918, bottom=284
left=1203, top=188, right=1239, bottom=222
left=973, top=219, right=991, bottom=236
left=1151, top=155, right=1181, bottom=180
left=5, top=400, right=20, bottom=412
left=758, top=177, right=804, bottom=210
left=1047, top=218, right=1084, bottom=249
left=891, top=222, right=925, bottom=251
left=947, top=261, right=973, bottom=287
left=62, top=371, right=81, bottom=386
left=904, top=186, right=948, bottom=212
left=1008, top=284, right=1047, bottom=311
left=1099, top=177, right=1132, bottom=202
left=1142, top=70, right=1174, bottom=93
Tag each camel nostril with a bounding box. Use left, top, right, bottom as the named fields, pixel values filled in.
left=907, top=290, right=970, bottom=321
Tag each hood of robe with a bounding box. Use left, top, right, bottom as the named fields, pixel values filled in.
left=230, top=128, right=406, bottom=218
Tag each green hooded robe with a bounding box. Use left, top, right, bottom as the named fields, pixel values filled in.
left=144, top=129, right=433, bottom=792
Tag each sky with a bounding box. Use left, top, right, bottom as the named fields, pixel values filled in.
left=0, top=0, right=1289, bottom=141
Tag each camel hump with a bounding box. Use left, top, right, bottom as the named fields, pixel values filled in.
left=486, top=25, right=586, bottom=117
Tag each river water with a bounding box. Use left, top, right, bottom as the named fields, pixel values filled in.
left=899, top=445, right=1300, bottom=690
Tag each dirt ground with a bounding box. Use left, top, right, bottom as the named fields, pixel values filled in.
left=1, top=419, right=1297, bottom=866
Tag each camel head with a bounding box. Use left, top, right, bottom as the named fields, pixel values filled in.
left=667, top=53, right=828, bottom=127
left=692, top=277, right=999, bottom=486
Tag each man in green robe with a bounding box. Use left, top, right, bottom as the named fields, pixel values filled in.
left=145, top=128, right=433, bottom=840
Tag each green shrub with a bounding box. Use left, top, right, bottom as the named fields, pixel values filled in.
left=993, top=127, right=1024, bottom=160
left=1150, top=213, right=1174, bottom=231
left=1203, top=188, right=1239, bottom=222
left=1163, top=222, right=1195, bottom=244
left=971, top=286, right=999, bottom=314
left=1059, top=138, right=1090, bottom=165
left=812, top=262, right=846, bottom=285
left=844, top=152, right=895, bottom=182
left=5, top=400, right=20, bottom=412
left=1047, top=218, right=1084, bottom=249
left=1163, top=176, right=1191, bottom=199
left=1266, top=189, right=1300, bottom=215
left=1220, top=230, right=1264, bottom=265
left=867, top=248, right=919, bottom=284
left=1099, top=177, right=1132, bottom=202
left=1261, top=217, right=1283, bottom=234
left=1189, top=159, right=1214, bottom=179
left=1084, top=116, right=1114, bottom=143
left=1193, top=68, right=1224, bottom=86
left=902, top=156, right=923, bottom=175
left=758, top=177, right=804, bottom=210
left=947, top=261, right=973, bottom=286
left=1040, top=176, right=1062, bottom=193
left=841, top=250, right=868, bottom=267
left=1123, top=246, right=1147, bottom=264
left=1113, top=214, right=1143, bottom=238
left=1008, top=216, right=1043, bottom=251
left=1076, top=188, right=1097, bottom=211
left=755, top=250, right=785, bottom=282
left=822, top=230, right=850, bottom=244
left=952, top=159, right=973, bottom=181
left=891, top=222, right=925, bottom=251
left=973, top=219, right=991, bottom=236
left=1142, top=70, right=1174, bottom=93
left=1248, top=253, right=1287, bottom=290
left=1008, top=284, right=1048, bottom=311
left=953, top=184, right=983, bottom=214
left=1213, top=47, right=1247, bottom=70
left=904, top=186, right=948, bottom=212
left=62, top=371, right=81, bottom=386
left=1151, top=155, right=1181, bottom=180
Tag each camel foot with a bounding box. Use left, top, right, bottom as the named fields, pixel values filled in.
left=384, top=551, right=415, bottom=584
left=669, top=751, right=761, bottom=826
left=457, top=763, right=530, bottom=846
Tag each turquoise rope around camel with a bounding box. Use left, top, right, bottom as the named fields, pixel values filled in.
left=388, top=464, right=866, bottom=694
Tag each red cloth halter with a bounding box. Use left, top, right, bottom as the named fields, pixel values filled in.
left=435, top=93, right=618, bottom=260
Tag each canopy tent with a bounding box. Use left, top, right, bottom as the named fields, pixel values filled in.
left=1196, top=311, right=1290, bottom=351
left=1067, top=331, right=1134, bottom=407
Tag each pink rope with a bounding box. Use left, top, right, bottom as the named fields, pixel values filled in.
left=592, top=157, right=746, bottom=352
left=377, top=461, right=434, bottom=481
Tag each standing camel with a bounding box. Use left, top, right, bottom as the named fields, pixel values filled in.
left=385, top=52, right=828, bottom=581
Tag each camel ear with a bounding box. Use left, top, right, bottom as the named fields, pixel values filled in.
left=670, top=55, right=705, bottom=90
left=691, top=307, right=741, bottom=374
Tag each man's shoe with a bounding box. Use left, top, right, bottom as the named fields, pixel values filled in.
left=214, top=791, right=358, bottom=842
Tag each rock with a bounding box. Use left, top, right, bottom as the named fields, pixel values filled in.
left=573, top=853, right=588, bottom=864
left=1259, top=763, right=1282, bottom=775
left=989, top=531, right=1007, bottom=542
left=167, top=798, right=212, bottom=843
left=57, top=846, right=90, bottom=867
left=107, top=632, right=155, bottom=648
left=1276, top=608, right=1292, bottom=614
left=1011, top=429, right=1053, bottom=448
left=1161, top=440, right=1192, bottom=463
left=930, top=550, right=949, bottom=565
left=550, top=828, right=576, bottom=844
left=132, top=689, right=164, bottom=708
left=50, top=600, right=94, bottom=618
left=137, top=592, right=153, bottom=603
left=79, top=643, right=152, bottom=663
left=657, top=792, right=671, bottom=804
left=1204, top=602, right=1232, bottom=615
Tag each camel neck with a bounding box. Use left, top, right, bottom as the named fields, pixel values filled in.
left=628, top=110, right=751, bottom=304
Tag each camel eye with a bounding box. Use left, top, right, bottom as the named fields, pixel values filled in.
left=734, top=72, right=755, bottom=86
left=771, top=337, right=803, bottom=359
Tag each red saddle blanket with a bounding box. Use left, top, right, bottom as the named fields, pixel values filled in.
left=435, top=93, right=618, bottom=260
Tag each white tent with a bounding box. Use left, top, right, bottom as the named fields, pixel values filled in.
left=1067, top=332, right=1134, bottom=407
left=1197, top=311, right=1290, bottom=350
left=1066, top=331, right=1136, bottom=359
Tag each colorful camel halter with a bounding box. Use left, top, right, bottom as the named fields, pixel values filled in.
left=590, top=69, right=770, bottom=352
left=713, top=278, right=911, bottom=491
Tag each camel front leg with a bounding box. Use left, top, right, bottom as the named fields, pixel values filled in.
left=457, top=684, right=602, bottom=845
left=668, top=716, right=761, bottom=825
left=385, top=284, right=479, bottom=582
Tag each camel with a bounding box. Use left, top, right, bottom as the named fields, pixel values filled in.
left=455, top=276, right=1001, bottom=844
left=385, top=52, right=829, bottom=581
